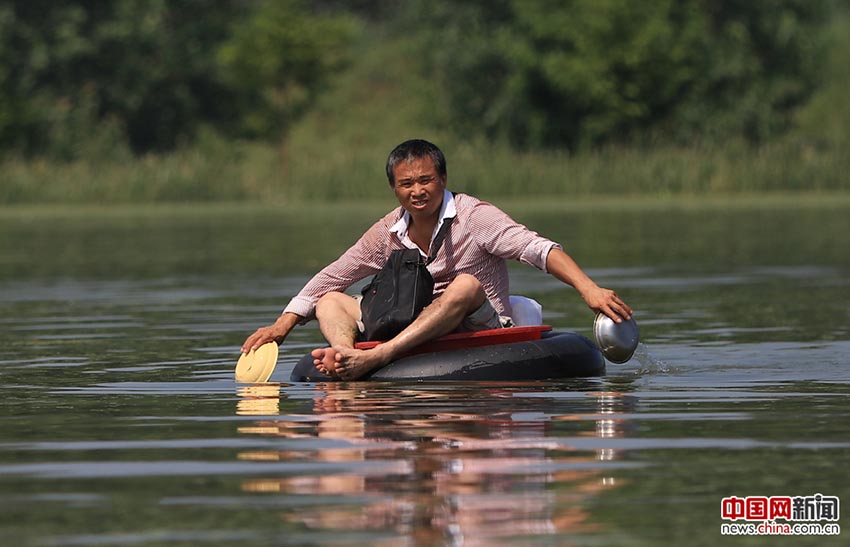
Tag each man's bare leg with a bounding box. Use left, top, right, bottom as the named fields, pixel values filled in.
left=331, top=274, right=487, bottom=380
left=310, top=292, right=361, bottom=376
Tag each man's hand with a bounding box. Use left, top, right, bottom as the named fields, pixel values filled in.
left=241, top=313, right=300, bottom=354
left=580, top=285, right=632, bottom=323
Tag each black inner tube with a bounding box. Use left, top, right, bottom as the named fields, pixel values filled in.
left=290, top=331, right=605, bottom=382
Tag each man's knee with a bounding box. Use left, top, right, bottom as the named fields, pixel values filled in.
left=447, top=274, right=482, bottom=294
left=445, top=274, right=486, bottom=307
left=316, top=291, right=355, bottom=316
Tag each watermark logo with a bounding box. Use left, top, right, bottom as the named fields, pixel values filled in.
left=720, top=494, right=840, bottom=536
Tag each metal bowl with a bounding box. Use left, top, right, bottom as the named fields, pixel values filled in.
left=593, top=312, right=639, bottom=364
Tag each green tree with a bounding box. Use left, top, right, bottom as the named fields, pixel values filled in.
left=217, top=0, right=357, bottom=138
left=413, top=0, right=828, bottom=149
left=0, top=0, right=237, bottom=156
left=0, top=0, right=356, bottom=158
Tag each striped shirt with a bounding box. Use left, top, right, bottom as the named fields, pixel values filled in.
left=283, top=191, right=561, bottom=322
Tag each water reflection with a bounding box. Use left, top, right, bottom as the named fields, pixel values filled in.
left=235, top=384, right=637, bottom=544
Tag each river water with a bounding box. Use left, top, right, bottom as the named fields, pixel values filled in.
left=1, top=198, right=848, bottom=546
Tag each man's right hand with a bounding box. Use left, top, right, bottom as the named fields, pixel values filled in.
left=241, top=312, right=300, bottom=354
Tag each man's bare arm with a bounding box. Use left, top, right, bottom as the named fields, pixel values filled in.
left=545, top=248, right=632, bottom=322
left=241, top=312, right=302, bottom=354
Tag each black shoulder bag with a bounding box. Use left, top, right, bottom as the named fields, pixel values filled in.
left=360, top=217, right=453, bottom=341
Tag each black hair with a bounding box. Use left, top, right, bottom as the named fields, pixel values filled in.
left=385, top=139, right=447, bottom=185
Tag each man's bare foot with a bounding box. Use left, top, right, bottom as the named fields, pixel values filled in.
left=311, top=344, right=393, bottom=380
left=311, top=347, right=342, bottom=376
left=310, top=347, right=391, bottom=380
left=330, top=346, right=392, bottom=381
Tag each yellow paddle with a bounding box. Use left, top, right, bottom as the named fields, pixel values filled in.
left=235, top=342, right=279, bottom=383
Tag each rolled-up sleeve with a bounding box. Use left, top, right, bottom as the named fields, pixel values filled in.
left=282, top=296, right=316, bottom=322
left=282, top=218, right=390, bottom=323
left=520, top=238, right=562, bottom=272
left=468, top=201, right=561, bottom=272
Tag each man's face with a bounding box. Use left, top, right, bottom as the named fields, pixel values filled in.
left=391, top=157, right=447, bottom=219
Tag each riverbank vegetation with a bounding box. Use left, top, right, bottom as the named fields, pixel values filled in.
left=2, top=0, right=848, bottom=204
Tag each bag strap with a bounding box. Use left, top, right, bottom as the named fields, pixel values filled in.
left=426, top=212, right=454, bottom=265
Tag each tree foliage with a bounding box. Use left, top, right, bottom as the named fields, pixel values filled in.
left=413, top=0, right=829, bottom=149
left=0, top=0, right=835, bottom=158
left=0, top=0, right=355, bottom=157
left=217, top=0, right=356, bottom=138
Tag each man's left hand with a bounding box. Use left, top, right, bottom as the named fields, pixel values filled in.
left=581, top=285, right=632, bottom=323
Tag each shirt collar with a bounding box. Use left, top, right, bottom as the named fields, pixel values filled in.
left=390, top=189, right=456, bottom=244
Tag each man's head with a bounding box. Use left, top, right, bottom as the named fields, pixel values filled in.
left=386, top=140, right=447, bottom=219
left=386, top=139, right=447, bottom=187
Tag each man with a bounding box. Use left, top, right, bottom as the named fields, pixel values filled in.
left=242, top=139, right=632, bottom=380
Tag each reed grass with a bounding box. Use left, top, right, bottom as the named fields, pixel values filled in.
left=4, top=132, right=845, bottom=205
